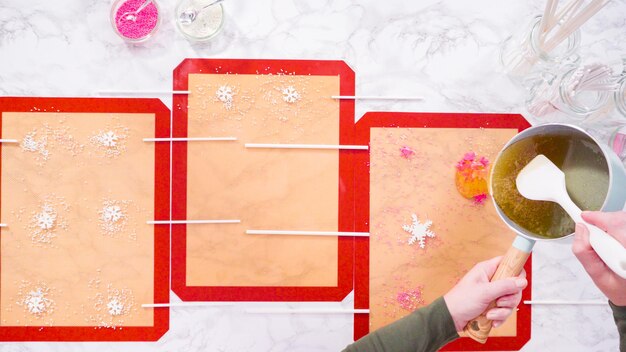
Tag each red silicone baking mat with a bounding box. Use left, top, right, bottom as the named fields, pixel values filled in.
left=0, top=97, right=169, bottom=341
left=172, top=59, right=356, bottom=301
left=353, top=112, right=532, bottom=350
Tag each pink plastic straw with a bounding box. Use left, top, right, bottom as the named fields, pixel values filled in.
left=613, top=132, right=625, bottom=158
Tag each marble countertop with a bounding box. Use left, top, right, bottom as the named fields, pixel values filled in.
left=1, top=0, right=625, bottom=350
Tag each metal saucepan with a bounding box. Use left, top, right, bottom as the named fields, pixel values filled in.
left=464, top=123, right=626, bottom=343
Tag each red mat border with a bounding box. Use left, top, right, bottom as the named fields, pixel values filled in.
left=172, top=59, right=356, bottom=301
left=0, top=97, right=170, bottom=341
left=352, top=112, right=533, bottom=350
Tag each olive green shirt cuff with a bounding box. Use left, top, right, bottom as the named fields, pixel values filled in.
left=609, top=300, right=626, bottom=352
left=343, top=296, right=459, bottom=352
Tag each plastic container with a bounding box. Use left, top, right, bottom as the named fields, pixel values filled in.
left=175, top=0, right=224, bottom=42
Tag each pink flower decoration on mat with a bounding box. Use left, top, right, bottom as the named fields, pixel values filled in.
left=457, top=152, right=489, bottom=172
left=473, top=193, right=488, bottom=205
left=400, top=146, right=415, bottom=159
left=456, top=152, right=475, bottom=170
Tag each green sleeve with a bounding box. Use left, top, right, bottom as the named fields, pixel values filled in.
left=343, top=297, right=459, bottom=352
left=610, top=301, right=626, bottom=352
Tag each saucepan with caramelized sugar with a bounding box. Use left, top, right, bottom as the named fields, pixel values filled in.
left=492, top=123, right=626, bottom=240
left=463, top=123, right=626, bottom=344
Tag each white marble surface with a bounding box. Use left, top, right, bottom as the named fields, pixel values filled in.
left=1, top=0, right=625, bottom=350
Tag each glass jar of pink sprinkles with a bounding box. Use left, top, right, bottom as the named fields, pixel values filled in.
left=111, top=0, right=161, bottom=43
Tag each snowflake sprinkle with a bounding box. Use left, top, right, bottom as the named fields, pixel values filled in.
left=107, top=298, right=124, bottom=316
left=96, top=131, right=119, bottom=147
left=90, top=129, right=127, bottom=158
left=403, top=214, right=435, bottom=249
left=28, top=198, right=68, bottom=245
left=216, top=85, right=234, bottom=109
left=102, top=205, right=123, bottom=223
left=24, top=288, right=52, bottom=315
left=98, top=200, right=135, bottom=239
left=35, top=205, right=57, bottom=230
left=21, top=132, right=49, bottom=160
left=282, top=86, right=300, bottom=103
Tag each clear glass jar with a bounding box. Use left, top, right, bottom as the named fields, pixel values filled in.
left=500, top=16, right=581, bottom=82
left=111, top=0, right=161, bottom=44
left=557, top=66, right=612, bottom=118
left=175, top=0, right=224, bottom=42
left=615, top=76, right=626, bottom=118
left=526, top=64, right=614, bottom=120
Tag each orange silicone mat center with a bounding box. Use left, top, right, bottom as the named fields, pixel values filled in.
left=369, top=127, right=519, bottom=335
left=1, top=112, right=155, bottom=327
left=185, top=73, right=340, bottom=287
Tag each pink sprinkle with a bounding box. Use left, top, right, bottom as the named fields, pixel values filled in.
left=114, top=0, right=159, bottom=40
left=396, top=288, right=425, bottom=311
left=400, top=146, right=415, bottom=159
left=473, top=193, right=488, bottom=205
left=470, top=160, right=483, bottom=169
left=456, top=152, right=489, bottom=172
left=462, top=152, right=476, bottom=161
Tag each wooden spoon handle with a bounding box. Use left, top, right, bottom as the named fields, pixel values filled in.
left=463, top=244, right=531, bottom=343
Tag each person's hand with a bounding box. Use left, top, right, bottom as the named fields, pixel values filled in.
left=573, top=211, right=626, bottom=306
left=443, top=256, right=527, bottom=331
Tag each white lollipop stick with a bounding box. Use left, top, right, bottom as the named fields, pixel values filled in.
left=245, top=143, right=368, bottom=150
left=244, top=308, right=369, bottom=314
left=246, top=230, right=370, bottom=237
left=331, top=95, right=423, bottom=101
left=148, top=219, right=240, bottom=225
left=143, top=137, right=237, bottom=142
left=524, top=300, right=606, bottom=305
left=98, top=90, right=190, bottom=95
left=142, top=302, right=234, bottom=308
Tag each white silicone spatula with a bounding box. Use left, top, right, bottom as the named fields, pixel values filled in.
left=516, top=154, right=626, bottom=279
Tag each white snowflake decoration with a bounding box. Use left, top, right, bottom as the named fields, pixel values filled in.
left=102, top=205, right=123, bottom=223
left=96, top=131, right=118, bottom=147
left=21, top=134, right=40, bottom=152
left=24, top=289, right=51, bottom=315
left=99, top=200, right=134, bottom=239
left=282, top=86, right=300, bottom=103
left=35, top=205, right=56, bottom=230
left=107, top=298, right=124, bottom=316
left=216, top=85, right=234, bottom=110
left=21, top=132, right=49, bottom=159
left=90, top=129, right=127, bottom=158
left=402, top=214, right=435, bottom=249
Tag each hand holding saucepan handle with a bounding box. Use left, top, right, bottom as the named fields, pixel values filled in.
left=463, top=154, right=626, bottom=344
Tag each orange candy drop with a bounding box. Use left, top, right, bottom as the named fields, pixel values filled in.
left=454, top=152, right=490, bottom=200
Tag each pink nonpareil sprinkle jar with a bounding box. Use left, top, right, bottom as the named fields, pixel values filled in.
left=111, top=0, right=161, bottom=43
